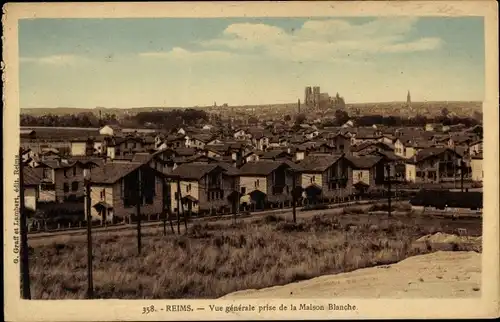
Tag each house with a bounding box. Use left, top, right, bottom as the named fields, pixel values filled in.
left=304, top=129, right=320, bottom=140
left=246, top=129, right=271, bottom=151
left=393, top=136, right=434, bottom=159
left=327, top=133, right=352, bottom=154
left=448, top=134, right=476, bottom=149
left=233, top=129, right=249, bottom=141
left=23, top=167, right=42, bottom=211
left=352, top=141, right=394, bottom=157
left=367, top=150, right=406, bottom=180
left=471, top=153, right=483, bottom=182
left=108, top=136, right=147, bottom=159
left=243, top=151, right=260, bottom=163
left=342, top=120, right=354, bottom=128
left=204, top=145, right=226, bottom=159
left=238, top=161, right=298, bottom=209
left=177, top=128, right=187, bottom=136
left=468, top=140, right=483, bottom=156
left=190, top=134, right=216, bottom=149
left=99, top=124, right=121, bottom=136
left=259, top=150, right=293, bottom=161
left=425, top=123, right=444, bottom=132
left=404, top=147, right=463, bottom=183
left=36, top=158, right=90, bottom=203
left=88, top=162, right=168, bottom=224
left=345, top=155, right=386, bottom=194
left=268, top=136, right=281, bottom=149
left=168, top=163, right=239, bottom=215
left=298, top=154, right=352, bottom=203
left=70, top=138, right=95, bottom=156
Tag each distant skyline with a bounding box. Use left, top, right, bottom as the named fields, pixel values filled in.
left=19, top=17, right=485, bottom=109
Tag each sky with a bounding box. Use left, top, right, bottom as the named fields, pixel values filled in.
left=19, top=17, right=485, bottom=109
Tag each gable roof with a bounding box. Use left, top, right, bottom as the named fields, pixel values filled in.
left=299, top=154, right=344, bottom=172
left=37, top=159, right=79, bottom=169
left=260, top=150, right=291, bottom=159
left=169, top=163, right=222, bottom=180
left=174, top=147, right=199, bottom=156
left=89, top=162, right=144, bottom=184
left=413, top=147, right=460, bottom=163
left=345, top=155, right=384, bottom=169
left=23, top=167, right=43, bottom=186
left=239, top=160, right=289, bottom=176
left=191, top=133, right=215, bottom=143
left=132, top=152, right=154, bottom=164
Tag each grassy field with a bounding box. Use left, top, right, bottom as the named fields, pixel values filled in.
left=29, top=205, right=481, bottom=299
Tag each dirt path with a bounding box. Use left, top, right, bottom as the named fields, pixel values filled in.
left=220, top=251, right=481, bottom=299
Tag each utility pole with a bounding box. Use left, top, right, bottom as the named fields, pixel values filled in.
left=291, top=170, right=297, bottom=223
left=453, top=145, right=457, bottom=189
left=386, top=164, right=392, bottom=217
left=162, top=178, right=167, bottom=236
left=460, top=160, right=465, bottom=192
left=181, top=194, right=187, bottom=232
left=176, top=178, right=181, bottom=234
left=84, top=178, right=94, bottom=299
left=234, top=189, right=240, bottom=225
left=136, top=168, right=142, bottom=255
left=166, top=178, right=175, bottom=234
left=19, top=151, right=31, bottom=299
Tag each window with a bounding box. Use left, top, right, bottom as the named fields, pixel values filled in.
left=255, top=180, right=260, bottom=188
left=73, top=167, right=76, bottom=176
left=63, top=169, right=67, bottom=177
left=43, top=168, right=51, bottom=179
left=71, top=181, right=78, bottom=191
left=358, top=172, right=362, bottom=179
left=100, top=190, right=105, bottom=200
left=63, top=183, right=69, bottom=193
left=187, top=184, right=192, bottom=193
left=240, top=187, right=246, bottom=195
left=339, top=144, right=344, bottom=151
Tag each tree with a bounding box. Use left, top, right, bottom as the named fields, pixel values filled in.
left=472, top=111, right=483, bottom=123
left=334, top=109, right=350, bottom=126
left=248, top=116, right=259, bottom=125
left=295, top=113, right=306, bottom=125
left=441, top=107, right=450, bottom=118
left=284, top=114, right=291, bottom=122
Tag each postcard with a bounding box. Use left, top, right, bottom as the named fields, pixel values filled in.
left=3, top=1, right=499, bottom=321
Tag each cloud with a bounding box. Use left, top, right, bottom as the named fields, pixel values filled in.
left=20, top=54, right=83, bottom=65
left=200, top=17, right=442, bottom=62
left=139, top=47, right=237, bottom=61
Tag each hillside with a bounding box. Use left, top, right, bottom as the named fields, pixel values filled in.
left=20, top=101, right=482, bottom=118
left=221, top=251, right=481, bottom=299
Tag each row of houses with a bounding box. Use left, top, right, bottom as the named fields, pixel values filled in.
left=20, top=122, right=483, bottom=224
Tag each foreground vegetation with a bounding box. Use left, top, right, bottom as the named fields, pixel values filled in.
left=30, top=209, right=481, bottom=299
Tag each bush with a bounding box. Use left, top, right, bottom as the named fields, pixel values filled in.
left=343, top=207, right=365, bottom=215
left=262, top=214, right=285, bottom=224
left=301, top=204, right=329, bottom=212
left=275, top=221, right=307, bottom=232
